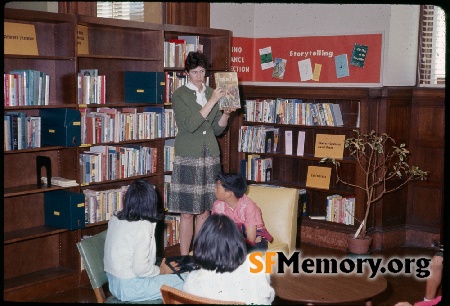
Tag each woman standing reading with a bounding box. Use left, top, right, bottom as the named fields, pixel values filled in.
left=168, top=51, right=235, bottom=255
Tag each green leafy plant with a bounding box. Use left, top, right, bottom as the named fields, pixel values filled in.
left=321, top=130, right=428, bottom=239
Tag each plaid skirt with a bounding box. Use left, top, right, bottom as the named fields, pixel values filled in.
left=167, top=144, right=221, bottom=214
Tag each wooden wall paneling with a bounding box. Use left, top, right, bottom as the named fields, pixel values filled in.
left=227, top=106, right=243, bottom=173
left=407, top=88, right=444, bottom=235
left=382, top=88, right=412, bottom=228
left=59, top=2, right=96, bottom=16
left=364, top=88, right=408, bottom=230
left=164, top=2, right=210, bottom=27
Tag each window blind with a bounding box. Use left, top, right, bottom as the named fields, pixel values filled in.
left=418, top=5, right=446, bottom=86
left=97, top=2, right=144, bottom=22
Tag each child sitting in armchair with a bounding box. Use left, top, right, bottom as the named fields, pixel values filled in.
left=212, top=172, right=273, bottom=252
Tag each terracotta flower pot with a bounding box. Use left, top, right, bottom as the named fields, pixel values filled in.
left=347, top=234, right=372, bottom=255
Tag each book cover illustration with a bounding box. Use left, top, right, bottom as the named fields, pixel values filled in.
left=285, top=130, right=293, bottom=155
left=298, top=58, right=313, bottom=81
left=350, top=43, right=369, bottom=67
left=214, top=72, right=241, bottom=110
left=272, top=58, right=287, bottom=79
left=312, top=63, right=322, bottom=81
left=259, top=46, right=274, bottom=70
left=296, top=130, right=306, bottom=156
left=335, top=54, right=350, bottom=78
left=264, top=130, right=275, bottom=153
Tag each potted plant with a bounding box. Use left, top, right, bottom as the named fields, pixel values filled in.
left=321, top=130, right=428, bottom=254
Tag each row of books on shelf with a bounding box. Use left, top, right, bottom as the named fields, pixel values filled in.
left=163, top=108, right=178, bottom=137
left=244, top=99, right=344, bottom=127
left=164, top=139, right=175, bottom=172
left=83, top=186, right=128, bottom=224
left=326, top=195, right=355, bottom=225
left=164, top=215, right=180, bottom=247
left=241, top=155, right=273, bottom=182
left=309, top=195, right=355, bottom=225
left=238, top=125, right=280, bottom=153
left=4, top=70, right=50, bottom=106
left=4, top=112, right=41, bottom=151
left=77, top=69, right=106, bottom=105
left=80, top=106, right=167, bottom=145
left=164, top=35, right=203, bottom=68
left=165, top=71, right=187, bottom=103
left=164, top=71, right=210, bottom=104
left=79, top=145, right=158, bottom=185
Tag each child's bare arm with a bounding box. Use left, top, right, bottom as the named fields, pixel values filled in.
left=245, top=225, right=259, bottom=245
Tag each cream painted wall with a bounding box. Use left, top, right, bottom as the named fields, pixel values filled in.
left=211, top=3, right=419, bottom=86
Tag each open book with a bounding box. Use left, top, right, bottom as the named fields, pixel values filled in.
left=214, top=72, right=241, bottom=110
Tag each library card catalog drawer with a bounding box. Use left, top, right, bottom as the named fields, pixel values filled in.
left=40, top=108, right=81, bottom=147
left=124, top=71, right=165, bottom=104
left=44, top=190, right=85, bottom=230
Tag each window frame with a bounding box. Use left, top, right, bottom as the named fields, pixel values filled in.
left=417, top=5, right=446, bottom=87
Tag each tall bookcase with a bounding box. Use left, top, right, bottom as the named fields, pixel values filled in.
left=75, top=14, right=166, bottom=246
left=3, top=9, right=233, bottom=301
left=4, top=9, right=79, bottom=301
left=232, top=86, right=375, bottom=248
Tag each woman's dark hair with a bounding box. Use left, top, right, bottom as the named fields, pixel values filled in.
left=216, top=173, right=247, bottom=199
left=116, top=179, right=162, bottom=222
left=185, top=51, right=208, bottom=72
left=193, top=214, right=247, bottom=273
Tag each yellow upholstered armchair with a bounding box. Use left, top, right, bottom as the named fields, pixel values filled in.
left=246, top=185, right=299, bottom=255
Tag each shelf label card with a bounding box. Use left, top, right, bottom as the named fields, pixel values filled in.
left=314, top=134, right=345, bottom=159
left=4, top=22, right=38, bottom=55
left=77, top=25, right=89, bottom=55
left=306, top=166, right=331, bottom=190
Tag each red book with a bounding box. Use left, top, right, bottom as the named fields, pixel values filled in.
left=168, top=39, right=186, bottom=45
left=85, top=114, right=95, bottom=144
left=94, top=115, right=102, bottom=143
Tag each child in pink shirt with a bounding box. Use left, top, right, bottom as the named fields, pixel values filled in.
left=212, top=173, right=273, bottom=252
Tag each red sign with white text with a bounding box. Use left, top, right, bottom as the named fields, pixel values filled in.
left=231, top=34, right=382, bottom=84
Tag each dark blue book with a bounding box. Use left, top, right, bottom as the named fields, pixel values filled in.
left=40, top=108, right=81, bottom=147
left=44, top=190, right=86, bottom=230
left=240, top=159, right=247, bottom=179
left=124, top=71, right=165, bottom=104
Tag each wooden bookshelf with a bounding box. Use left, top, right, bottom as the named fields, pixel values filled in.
left=4, top=9, right=232, bottom=301
left=234, top=86, right=372, bottom=232
left=3, top=8, right=79, bottom=301
left=230, top=85, right=444, bottom=251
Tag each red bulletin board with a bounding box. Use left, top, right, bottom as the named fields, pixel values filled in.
left=231, top=34, right=382, bottom=84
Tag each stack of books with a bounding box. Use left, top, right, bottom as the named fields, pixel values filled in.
left=41, top=176, right=79, bottom=187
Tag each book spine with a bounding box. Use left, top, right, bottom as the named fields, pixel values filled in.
left=4, top=115, right=11, bottom=151
left=4, top=74, right=10, bottom=107
left=9, top=114, right=19, bottom=150
left=9, top=74, right=17, bottom=106
left=45, top=73, right=50, bottom=105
